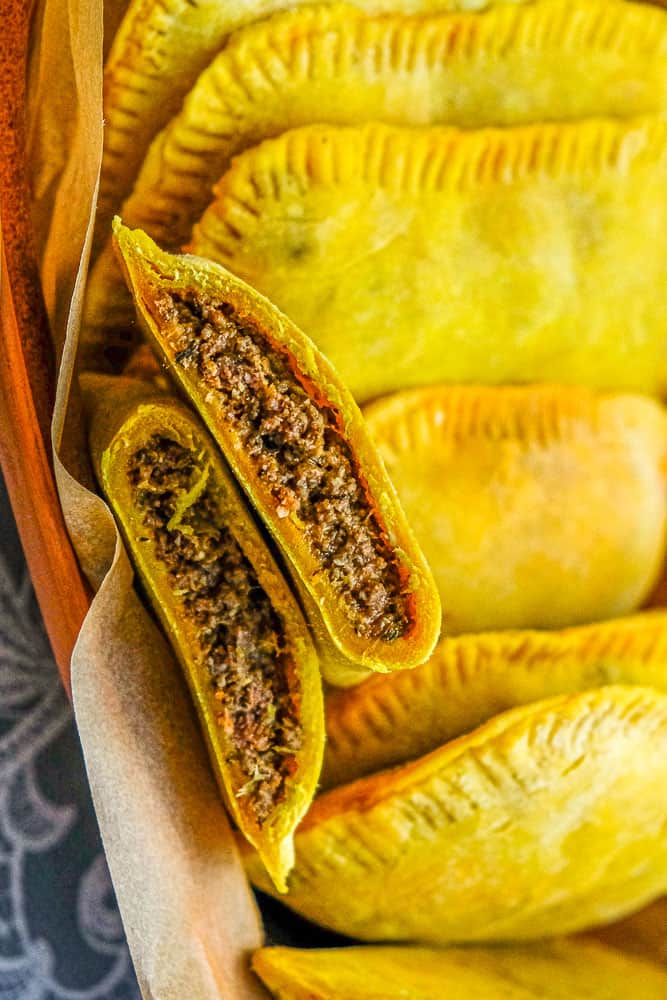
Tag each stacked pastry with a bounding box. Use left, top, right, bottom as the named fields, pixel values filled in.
left=83, top=0, right=667, bottom=994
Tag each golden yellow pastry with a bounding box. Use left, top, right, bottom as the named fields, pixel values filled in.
left=111, top=221, right=441, bottom=686
left=126, top=0, right=667, bottom=248
left=244, top=687, right=667, bottom=941
left=362, top=384, right=667, bottom=633
left=100, top=0, right=527, bottom=247
left=189, top=118, right=667, bottom=400
left=85, top=375, right=324, bottom=891
left=323, top=611, right=667, bottom=788
left=252, top=941, right=667, bottom=999
left=87, top=0, right=667, bottom=354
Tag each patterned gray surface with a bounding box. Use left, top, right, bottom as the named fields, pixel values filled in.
left=0, top=475, right=140, bottom=998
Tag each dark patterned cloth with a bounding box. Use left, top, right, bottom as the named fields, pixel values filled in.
left=0, top=474, right=140, bottom=999
left=0, top=475, right=343, bottom=998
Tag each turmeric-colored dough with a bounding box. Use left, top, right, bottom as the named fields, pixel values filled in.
left=101, top=0, right=536, bottom=245
left=85, top=375, right=324, bottom=890
left=190, top=119, right=667, bottom=400
left=252, top=941, right=667, bottom=999
left=244, top=687, right=667, bottom=943
left=362, top=384, right=667, bottom=634
left=112, top=221, right=441, bottom=687
left=125, top=0, right=667, bottom=249
left=88, top=2, right=667, bottom=358
left=323, top=611, right=667, bottom=788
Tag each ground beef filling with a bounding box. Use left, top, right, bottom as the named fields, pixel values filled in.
left=157, top=289, right=412, bottom=642
left=128, top=436, right=301, bottom=826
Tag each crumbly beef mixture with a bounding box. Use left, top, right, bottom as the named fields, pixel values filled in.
left=155, top=289, right=412, bottom=642
left=128, top=436, right=302, bottom=825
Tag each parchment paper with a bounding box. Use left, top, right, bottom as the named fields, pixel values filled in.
left=28, top=0, right=267, bottom=995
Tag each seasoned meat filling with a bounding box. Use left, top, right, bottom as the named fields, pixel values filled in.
left=128, top=436, right=301, bottom=825
left=155, top=289, right=412, bottom=642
